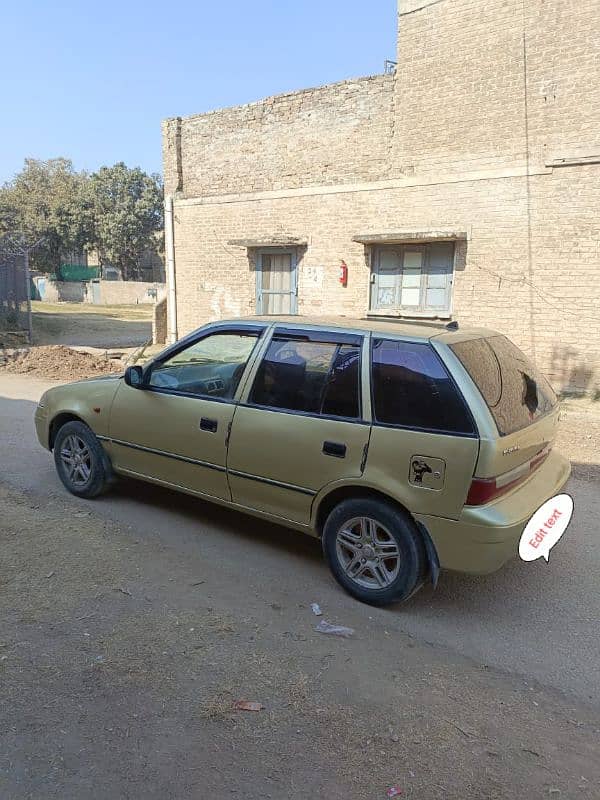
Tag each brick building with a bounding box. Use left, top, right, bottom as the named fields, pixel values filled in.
left=162, top=0, right=600, bottom=394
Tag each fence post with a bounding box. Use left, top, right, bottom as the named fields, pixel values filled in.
left=24, top=249, right=33, bottom=344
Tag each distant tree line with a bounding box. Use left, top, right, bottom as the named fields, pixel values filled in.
left=0, top=158, right=163, bottom=281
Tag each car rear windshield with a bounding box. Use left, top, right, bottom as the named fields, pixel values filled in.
left=450, top=335, right=558, bottom=436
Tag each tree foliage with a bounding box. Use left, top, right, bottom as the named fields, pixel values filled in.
left=0, top=159, right=163, bottom=280
left=86, top=163, right=163, bottom=280
left=0, top=158, right=91, bottom=278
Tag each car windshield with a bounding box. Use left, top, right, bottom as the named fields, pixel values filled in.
left=450, top=335, right=558, bottom=435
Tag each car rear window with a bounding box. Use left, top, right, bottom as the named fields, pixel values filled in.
left=250, top=338, right=361, bottom=419
left=371, top=339, right=476, bottom=435
left=450, top=335, right=558, bottom=436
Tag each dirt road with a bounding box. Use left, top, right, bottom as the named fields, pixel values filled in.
left=1, top=373, right=599, bottom=799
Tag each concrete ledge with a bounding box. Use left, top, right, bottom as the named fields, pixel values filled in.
left=353, top=230, right=468, bottom=244
left=227, top=237, right=308, bottom=248
left=176, top=164, right=552, bottom=208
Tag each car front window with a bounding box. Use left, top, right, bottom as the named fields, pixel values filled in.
left=148, top=332, right=259, bottom=398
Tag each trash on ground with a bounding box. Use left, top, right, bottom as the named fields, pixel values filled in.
left=233, top=700, right=264, bottom=712
left=311, top=603, right=323, bottom=616
left=45, top=571, right=55, bottom=579
left=315, top=619, right=355, bottom=638
left=118, top=587, right=132, bottom=596
left=386, top=787, right=403, bottom=798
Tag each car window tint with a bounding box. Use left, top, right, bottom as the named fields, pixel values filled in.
left=148, top=332, right=258, bottom=398
left=250, top=338, right=361, bottom=418
left=371, top=338, right=475, bottom=434
left=450, top=335, right=557, bottom=435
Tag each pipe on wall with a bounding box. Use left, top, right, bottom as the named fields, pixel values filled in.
left=164, top=194, right=178, bottom=344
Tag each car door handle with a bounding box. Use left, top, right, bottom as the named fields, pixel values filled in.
left=199, top=417, right=218, bottom=433
left=323, top=441, right=346, bottom=458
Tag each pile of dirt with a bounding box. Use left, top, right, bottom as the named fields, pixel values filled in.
left=0, top=345, right=123, bottom=381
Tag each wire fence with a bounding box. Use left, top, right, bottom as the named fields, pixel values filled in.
left=0, top=253, right=32, bottom=343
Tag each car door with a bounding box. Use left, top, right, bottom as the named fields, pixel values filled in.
left=108, top=324, right=265, bottom=501
left=227, top=326, right=371, bottom=524
left=363, top=337, right=479, bottom=519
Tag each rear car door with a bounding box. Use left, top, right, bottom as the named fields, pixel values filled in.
left=227, top=327, right=370, bottom=524
left=363, top=337, right=480, bottom=519
left=108, top=324, right=265, bottom=501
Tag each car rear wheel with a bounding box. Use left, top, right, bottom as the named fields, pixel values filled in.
left=322, top=498, right=426, bottom=606
left=53, top=420, right=111, bottom=499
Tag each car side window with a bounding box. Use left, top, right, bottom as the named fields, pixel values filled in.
left=250, top=336, right=361, bottom=419
left=148, top=332, right=259, bottom=398
left=371, top=338, right=475, bottom=434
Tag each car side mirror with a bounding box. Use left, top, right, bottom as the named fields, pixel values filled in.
left=124, top=365, right=145, bottom=389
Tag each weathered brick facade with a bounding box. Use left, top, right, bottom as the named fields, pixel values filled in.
left=162, top=0, right=600, bottom=394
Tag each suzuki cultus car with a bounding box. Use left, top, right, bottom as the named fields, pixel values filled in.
left=35, top=317, right=570, bottom=606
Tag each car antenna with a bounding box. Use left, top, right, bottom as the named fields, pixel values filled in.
left=445, top=320, right=459, bottom=331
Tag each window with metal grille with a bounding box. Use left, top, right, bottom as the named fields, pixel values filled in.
left=369, top=242, right=454, bottom=316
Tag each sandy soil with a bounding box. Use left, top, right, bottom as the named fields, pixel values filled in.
left=1, top=480, right=599, bottom=800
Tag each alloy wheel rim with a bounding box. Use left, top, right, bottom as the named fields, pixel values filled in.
left=60, top=435, right=92, bottom=487
left=335, top=516, right=401, bottom=590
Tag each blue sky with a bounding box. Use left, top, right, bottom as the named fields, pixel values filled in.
left=1, top=1, right=397, bottom=184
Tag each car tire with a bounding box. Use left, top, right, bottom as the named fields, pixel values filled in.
left=322, top=497, right=426, bottom=607
left=53, top=420, right=112, bottom=499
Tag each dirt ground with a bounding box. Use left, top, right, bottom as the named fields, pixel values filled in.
left=0, top=301, right=155, bottom=381
left=30, top=301, right=153, bottom=349
left=1, top=481, right=599, bottom=800
left=0, top=345, right=123, bottom=381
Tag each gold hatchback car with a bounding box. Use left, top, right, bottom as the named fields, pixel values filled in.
left=35, top=317, right=571, bottom=606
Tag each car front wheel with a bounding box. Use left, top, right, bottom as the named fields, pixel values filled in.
left=53, top=420, right=111, bottom=499
left=322, top=498, right=426, bottom=606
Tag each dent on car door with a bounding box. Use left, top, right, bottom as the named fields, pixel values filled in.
left=363, top=338, right=479, bottom=519
left=227, top=328, right=370, bottom=524
left=108, top=327, right=264, bottom=501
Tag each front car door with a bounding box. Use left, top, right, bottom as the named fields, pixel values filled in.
left=227, top=326, right=370, bottom=525
left=107, top=323, right=265, bottom=500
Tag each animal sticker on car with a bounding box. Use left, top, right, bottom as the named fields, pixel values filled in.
left=409, top=456, right=446, bottom=490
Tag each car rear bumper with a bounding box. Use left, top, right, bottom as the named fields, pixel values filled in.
left=417, top=450, right=572, bottom=574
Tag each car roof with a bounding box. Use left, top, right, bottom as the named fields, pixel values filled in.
left=234, top=315, right=497, bottom=343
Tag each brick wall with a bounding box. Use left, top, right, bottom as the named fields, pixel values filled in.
left=162, top=75, right=395, bottom=197
left=152, top=296, right=167, bottom=345
left=163, top=0, right=600, bottom=395
left=38, top=280, right=166, bottom=306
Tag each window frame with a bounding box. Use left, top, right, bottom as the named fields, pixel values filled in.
left=369, top=243, right=455, bottom=318
left=369, top=336, right=478, bottom=438
left=244, top=326, right=367, bottom=424
left=141, top=322, right=267, bottom=404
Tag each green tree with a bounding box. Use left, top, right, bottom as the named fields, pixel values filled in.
left=0, top=158, right=91, bottom=278
left=87, top=163, right=163, bottom=280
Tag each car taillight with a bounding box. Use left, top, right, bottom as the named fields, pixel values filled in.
left=465, top=447, right=551, bottom=506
